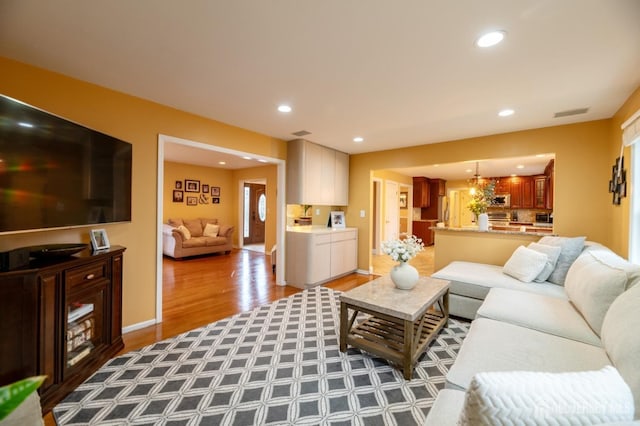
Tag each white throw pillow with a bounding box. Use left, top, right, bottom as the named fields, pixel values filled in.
left=538, top=236, right=586, bottom=285
left=458, top=367, right=634, bottom=426
left=503, top=245, right=548, bottom=283
left=203, top=223, right=220, bottom=237
left=177, top=225, right=191, bottom=240
left=528, top=242, right=562, bottom=282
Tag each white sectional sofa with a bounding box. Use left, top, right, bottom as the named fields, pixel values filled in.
left=427, top=238, right=640, bottom=425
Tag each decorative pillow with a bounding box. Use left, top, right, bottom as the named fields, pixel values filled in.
left=183, top=219, right=203, bottom=237
left=218, top=224, right=233, bottom=237
left=200, top=218, right=219, bottom=228
left=458, top=367, right=634, bottom=426
left=168, top=218, right=184, bottom=227
left=565, top=250, right=628, bottom=336
left=502, top=245, right=548, bottom=283
left=538, top=236, right=586, bottom=285
left=203, top=223, right=220, bottom=237
left=177, top=225, right=191, bottom=240
left=528, top=242, right=562, bottom=282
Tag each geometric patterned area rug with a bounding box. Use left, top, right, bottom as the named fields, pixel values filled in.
left=53, top=287, right=469, bottom=425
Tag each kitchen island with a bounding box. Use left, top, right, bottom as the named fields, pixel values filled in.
left=433, top=226, right=556, bottom=271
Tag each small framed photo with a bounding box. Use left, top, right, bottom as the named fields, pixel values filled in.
left=175, top=180, right=183, bottom=190
left=187, top=196, right=198, bottom=206
left=211, top=186, right=220, bottom=196
left=185, top=179, right=200, bottom=193
left=330, top=211, right=346, bottom=228
left=212, top=197, right=220, bottom=204
left=173, top=190, right=184, bottom=203
left=399, top=192, right=408, bottom=209
left=202, top=184, right=209, bottom=193
left=90, top=229, right=110, bottom=251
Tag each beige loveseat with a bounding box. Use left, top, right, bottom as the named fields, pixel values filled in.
left=162, top=218, right=233, bottom=259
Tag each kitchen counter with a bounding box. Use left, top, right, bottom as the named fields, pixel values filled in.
left=433, top=226, right=554, bottom=237
left=286, top=225, right=357, bottom=234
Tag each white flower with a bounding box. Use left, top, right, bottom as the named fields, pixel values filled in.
left=381, top=235, right=424, bottom=263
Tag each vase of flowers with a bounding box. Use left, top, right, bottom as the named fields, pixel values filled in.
left=467, top=180, right=496, bottom=231
left=381, top=235, right=424, bottom=290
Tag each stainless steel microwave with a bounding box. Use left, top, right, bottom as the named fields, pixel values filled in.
left=491, top=194, right=510, bottom=207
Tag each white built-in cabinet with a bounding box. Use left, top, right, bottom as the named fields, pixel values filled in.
left=287, top=139, right=349, bottom=205
left=286, top=227, right=358, bottom=288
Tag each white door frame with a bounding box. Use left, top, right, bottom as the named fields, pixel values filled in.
left=372, top=178, right=383, bottom=256
left=156, top=135, right=286, bottom=323
left=239, top=178, right=266, bottom=250
left=384, top=180, right=400, bottom=242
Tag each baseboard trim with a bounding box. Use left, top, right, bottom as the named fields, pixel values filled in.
left=356, top=268, right=371, bottom=275
left=122, top=319, right=157, bottom=335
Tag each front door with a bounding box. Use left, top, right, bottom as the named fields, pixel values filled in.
left=244, top=183, right=266, bottom=245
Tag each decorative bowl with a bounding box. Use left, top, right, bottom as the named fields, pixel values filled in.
left=28, top=243, right=88, bottom=259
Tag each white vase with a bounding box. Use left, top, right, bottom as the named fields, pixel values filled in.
left=390, top=262, right=419, bottom=290
left=478, top=212, right=489, bottom=231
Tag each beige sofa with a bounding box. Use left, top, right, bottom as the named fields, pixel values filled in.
left=426, top=239, right=640, bottom=424
left=162, top=218, right=233, bottom=259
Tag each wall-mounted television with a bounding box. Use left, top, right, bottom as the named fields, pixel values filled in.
left=0, top=94, right=132, bottom=234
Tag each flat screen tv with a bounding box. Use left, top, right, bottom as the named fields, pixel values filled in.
left=0, top=94, right=132, bottom=234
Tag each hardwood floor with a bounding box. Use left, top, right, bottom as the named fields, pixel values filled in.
left=44, top=247, right=433, bottom=424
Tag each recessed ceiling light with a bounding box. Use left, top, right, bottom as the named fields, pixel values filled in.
left=258, top=159, right=268, bottom=163
left=535, top=154, right=545, bottom=158
left=476, top=30, right=506, bottom=48
left=434, top=164, right=439, bottom=167
left=242, top=156, right=252, bottom=160
left=18, top=122, right=34, bottom=128
left=218, top=161, right=226, bottom=165
left=511, top=174, right=517, bottom=177
left=498, top=109, right=514, bottom=117
left=516, top=164, right=525, bottom=169
left=465, top=168, right=473, bottom=173
left=353, top=137, right=364, bottom=143
left=277, top=105, right=292, bottom=113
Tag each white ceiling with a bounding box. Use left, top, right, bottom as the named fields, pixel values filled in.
left=1, top=1, right=638, bottom=179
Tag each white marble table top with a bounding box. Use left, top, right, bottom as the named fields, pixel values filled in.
left=339, top=275, right=449, bottom=321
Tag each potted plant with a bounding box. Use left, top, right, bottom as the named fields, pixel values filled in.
left=0, top=375, right=45, bottom=425
left=467, top=180, right=496, bottom=231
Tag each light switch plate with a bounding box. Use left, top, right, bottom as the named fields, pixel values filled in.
left=360, top=210, right=365, bottom=218
left=315, top=209, right=320, bottom=215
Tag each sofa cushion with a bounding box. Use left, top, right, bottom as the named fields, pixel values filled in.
left=219, top=224, right=233, bottom=237
left=446, top=318, right=611, bottom=391
left=183, top=219, right=203, bottom=237
left=502, top=245, right=548, bottom=282
left=424, top=389, right=466, bottom=426
left=204, top=236, right=228, bottom=246
left=601, top=283, right=640, bottom=419
left=168, top=218, right=184, bottom=227
left=538, top=235, right=586, bottom=285
left=565, top=250, right=629, bottom=336
left=182, top=237, right=206, bottom=248
left=203, top=223, right=220, bottom=237
left=457, top=367, right=634, bottom=425
left=528, top=242, right=562, bottom=282
left=176, top=225, right=191, bottom=240
left=476, top=288, right=602, bottom=346
left=432, top=261, right=568, bottom=301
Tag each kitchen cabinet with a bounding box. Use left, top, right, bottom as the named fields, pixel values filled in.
left=431, top=178, right=446, bottom=196
left=412, top=220, right=437, bottom=246
left=413, top=177, right=430, bottom=208
left=494, top=178, right=510, bottom=194
left=509, top=176, right=533, bottom=208
left=0, top=246, right=125, bottom=413
left=286, top=228, right=357, bottom=288
left=545, top=159, right=554, bottom=209
left=534, top=175, right=546, bottom=209
left=286, top=139, right=349, bottom=206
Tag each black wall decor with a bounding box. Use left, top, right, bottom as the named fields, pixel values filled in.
left=609, top=156, right=627, bottom=205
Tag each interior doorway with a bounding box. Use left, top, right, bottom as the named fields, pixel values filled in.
left=243, top=182, right=266, bottom=252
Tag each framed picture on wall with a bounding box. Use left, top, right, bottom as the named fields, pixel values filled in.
left=202, top=184, right=209, bottom=193
left=187, top=196, right=198, bottom=206
left=175, top=180, right=183, bottom=189
left=172, top=190, right=184, bottom=203
left=185, top=179, right=200, bottom=192
left=211, top=186, right=220, bottom=196
left=212, top=197, right=220, bottom=204
left=399, top=192, right=408, bottom=209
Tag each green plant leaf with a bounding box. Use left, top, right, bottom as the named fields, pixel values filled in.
left=0, top=375, right=46, bottom=421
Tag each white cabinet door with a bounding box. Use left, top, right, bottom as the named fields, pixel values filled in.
left=309, top=235, right=331, bottom=283
left=304, top=141, right=324, bottom=204
left=330, top=230, right=357, bottom=277
left=319, top=147, right=335, bottom=204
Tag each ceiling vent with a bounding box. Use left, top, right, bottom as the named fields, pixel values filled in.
left=291, top=130, right=311, bottom=137
left=554, top=107, right=589, bottom=118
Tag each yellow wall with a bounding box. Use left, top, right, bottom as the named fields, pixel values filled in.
left=350, top=120, right=614, bottom=272
left=163, top=161, right=234, bottom=226
left=232, top=165, right=278, bottom=250
left=0, top=57, right=287, bottom=328
left=609, top=86, right=640, bottom=257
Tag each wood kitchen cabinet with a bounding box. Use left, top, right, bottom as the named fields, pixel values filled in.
left=509, top=176, right=533, bottom=208
left=286, top=139, right=349, bottom=206
left=534, top=175, right=547, bottom=209
left=0, top=246, right=125, bottom=413
left=412, top=220, right=437, bottom=246
left=494, top=178, right=510, bottom=194
left=412, top=177, right=430, bottom=208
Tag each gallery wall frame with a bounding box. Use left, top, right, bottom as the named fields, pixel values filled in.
left=185, top=179, right=200, bottom=192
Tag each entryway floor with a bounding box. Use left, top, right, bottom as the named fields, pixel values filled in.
left=372, top=245, right=435, bottom=276
left=243, top=243, right=265, bottom=253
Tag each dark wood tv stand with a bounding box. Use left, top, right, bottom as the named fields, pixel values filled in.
left=0, top=245, right=126, bottom=413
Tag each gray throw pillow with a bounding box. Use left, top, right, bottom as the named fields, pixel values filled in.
left=537, top=236, right=586, bottom=285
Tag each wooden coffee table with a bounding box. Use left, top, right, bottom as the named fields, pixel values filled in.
left=339, top=275, right=450, bottom=379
